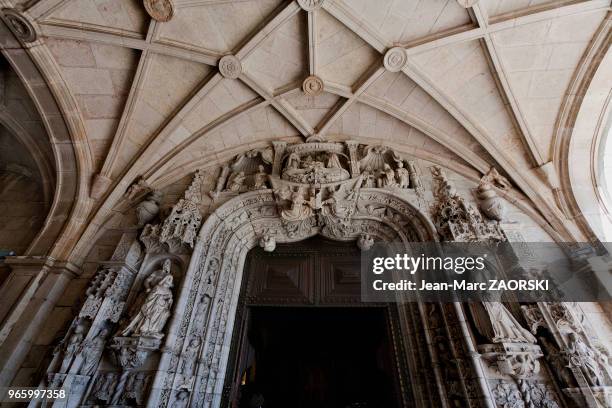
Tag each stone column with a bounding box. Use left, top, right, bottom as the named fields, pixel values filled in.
left=0, top=258, right=80, bottom=386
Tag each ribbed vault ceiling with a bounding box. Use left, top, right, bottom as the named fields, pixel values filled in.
left=9, top=0, right=612, bottom=246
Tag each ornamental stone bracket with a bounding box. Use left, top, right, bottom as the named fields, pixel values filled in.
left=479, top=342, right=543, bottom=379
left=110, top=335, right=163, bottom=370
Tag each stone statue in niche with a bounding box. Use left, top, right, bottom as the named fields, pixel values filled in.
left=58, top=323, right=86, bottom=373
left=568, top=332, right=606, bottom=386
left=358, top=145, right=411, bottom=190
left=396, top=162, right=410, bottom=188
left=361, top=165, right=376, bottom=187
left=477, top=166, right=510, bottom=221
left=378, top=164, right=397, bottom=188
left=80, top=328, right=109, bottom=376
left=252, top=165, right=268, bottom=190
left=471, top=302, right=536, bottom=344
left=136, top=190, right=163, bottom=227
left=120, top=275, right=174, bottom=338
left=211, top=148, right=272, bottom=199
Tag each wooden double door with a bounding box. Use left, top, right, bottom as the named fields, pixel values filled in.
left=223, top=237, right=404, bottom=408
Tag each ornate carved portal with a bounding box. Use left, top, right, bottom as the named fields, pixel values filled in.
left=151, top=186, right=440, bottom=408
left=36, top=140, right=612, bottom=408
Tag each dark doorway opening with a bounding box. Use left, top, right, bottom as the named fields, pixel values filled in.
left=224, top=237, right=405, bottom=408
left=235, top=307, right=399, bottom=408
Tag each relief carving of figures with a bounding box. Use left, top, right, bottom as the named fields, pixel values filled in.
left=213, top=148, right=272, bottom=198
left=227, top=171, right=246, bottom=192
left=276, top=186, right=315, bottom=222
left=120, top=275, right=174, bottom=338
left=396, top=162, right=410, bottom=188
left=357, top=146, right=412, bottom=190
left=282, top=150, right=350, bottom=184
left=493, top=382, right=525, bottom=408
left=568, top=332, right=606, bottom=387
left=471, top=302, right=536, bottom=344
left=136, top=190, right=163, bottom=227
left=477, top=166, right=510, bottom=222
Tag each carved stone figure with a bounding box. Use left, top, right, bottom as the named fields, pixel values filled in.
left=568, top=332, right=605, bottom=386
left=136, top=190, right=163, bottom=227
left=228, top=172, right=246, bottom=192
left=259, top=234, right=276, bottom=252
left=181, top=337, right=201, bottom=376
left=407, top=161, right=422, bottom=191
left=477, top=167, right=510, bottom=221
left=396, top=162, right=410, bottom=188
left=357, top=234, right=374, bottom=251
left=279, top=187, right=314, bottom=222
left=121, top=275, right=174, bottom=338
left=361, top=165, right=376, bottom=188
left=80, top=328, right=109, bottom=376
left=126, top=176, right=150, bottom=200
left=471, top=302, right=536, bottom=344
left=171, top=390, right=190, bottom=408
left=252, top=165, right=268, bottom=190
left=59, top=323, right=86, bottom=373
left=378, top=164, right=396, bottom=188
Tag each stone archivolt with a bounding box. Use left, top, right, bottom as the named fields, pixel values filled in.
left=34, top=141, right=612, bottom=408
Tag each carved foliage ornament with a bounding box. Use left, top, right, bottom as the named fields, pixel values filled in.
left=1, top=9, right=36, bottom=43
left=143, top=0, right=175, bottom=22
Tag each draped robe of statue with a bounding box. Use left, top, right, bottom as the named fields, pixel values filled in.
left=470, top=301, right=536, bottom=344
left=121, top=275, right=174, bottom=338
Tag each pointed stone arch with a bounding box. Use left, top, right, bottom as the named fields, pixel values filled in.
left=148, top=187, right=439, bottom=407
